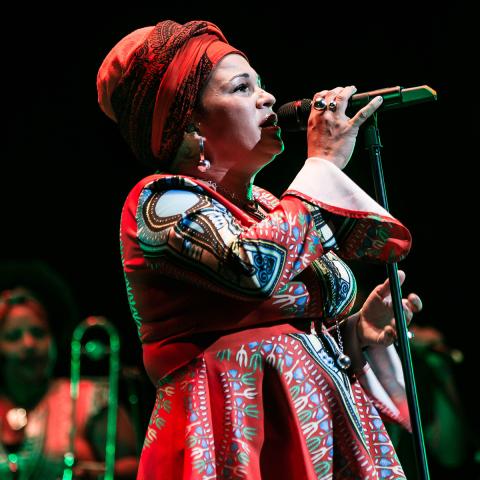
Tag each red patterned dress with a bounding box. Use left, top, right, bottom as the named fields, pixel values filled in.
left=120, top=159, right=412, bottom=479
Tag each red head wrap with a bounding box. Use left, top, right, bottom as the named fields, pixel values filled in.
left=97, top=20, right=246, bottom=169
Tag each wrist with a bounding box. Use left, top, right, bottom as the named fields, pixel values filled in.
left=342, top=313, right=367, bottom=371
left=356, top=309, right=367, bottom=348
left=306, top=153, right=346, bottom=170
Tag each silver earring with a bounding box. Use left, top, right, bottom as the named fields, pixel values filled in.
left=197, top=135, right=210, bottom=172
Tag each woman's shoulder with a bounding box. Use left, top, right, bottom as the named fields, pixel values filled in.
left=131, top=173, right=208, bottom=192
left=123, top=174, right=209, bottom=207
left=124, top=175, right=280, bottom=225
left=127, top=174, right=279, bottom=203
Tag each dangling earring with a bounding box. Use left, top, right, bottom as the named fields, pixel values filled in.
left=186, top=123, right=211, bottom=172
left=197, top=135, right=211, bottom=172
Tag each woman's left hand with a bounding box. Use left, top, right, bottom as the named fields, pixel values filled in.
left=357, top=270, right=423, bottom=347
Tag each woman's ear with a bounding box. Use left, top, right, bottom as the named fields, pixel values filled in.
left=170, top=129, right=201, bottom=172
left=191, top=109, right=204, bottom=130
left=185, top=123, right=198, bottom=134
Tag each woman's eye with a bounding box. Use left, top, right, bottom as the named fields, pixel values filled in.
left=30, top=326, right=48, bottom=339
left=3, top=330, right=22, bottom=342
left=233, top=83, right=249, bottom=93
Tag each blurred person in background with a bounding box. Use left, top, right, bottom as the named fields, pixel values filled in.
left=0, top=260, right=138, bottom=479
left=351, top=271, right=480, bottom=478
left=387, top=323, right=479, bottom=478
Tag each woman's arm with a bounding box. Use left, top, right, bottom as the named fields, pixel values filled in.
left=129, top=175, right=410, bottom=302
left=133, top=182, right=331, bottom=300
left=340, top=271, right=423, bottom=430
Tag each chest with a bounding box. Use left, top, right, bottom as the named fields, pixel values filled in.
left=276, top=251, right=357, bottom=322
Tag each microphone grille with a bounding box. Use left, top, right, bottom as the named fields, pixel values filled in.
left=277, top=99, right=312, bottom=131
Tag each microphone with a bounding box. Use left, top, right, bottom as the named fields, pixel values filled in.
left=277, top=85, right=437, bottom=131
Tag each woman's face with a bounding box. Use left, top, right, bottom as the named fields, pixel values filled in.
left=195, top=54, right=283, bottom=169
left=0, top=304, right=55, bottom=384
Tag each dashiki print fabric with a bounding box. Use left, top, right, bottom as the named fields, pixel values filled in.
left=120, top=174, right=411, bottom=479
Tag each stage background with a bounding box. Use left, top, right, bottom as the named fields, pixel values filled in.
left=2, top=1, right=475, bottom=472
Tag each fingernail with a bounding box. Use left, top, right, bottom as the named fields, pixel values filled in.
left=376, top=96, right=383, bottom=103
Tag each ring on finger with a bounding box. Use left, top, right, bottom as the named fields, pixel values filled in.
left=313, top=97, right=327, bottom=111
left=328, top=100, right=337, bottom=112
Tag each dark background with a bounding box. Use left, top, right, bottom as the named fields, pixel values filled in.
left=2, top=1, right=475, bottom=470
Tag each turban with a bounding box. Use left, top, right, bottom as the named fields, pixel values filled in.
left=97, top=20, right=246, bottom=169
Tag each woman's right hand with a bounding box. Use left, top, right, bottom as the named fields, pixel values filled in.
left=307, top=86, right=383, bottom=169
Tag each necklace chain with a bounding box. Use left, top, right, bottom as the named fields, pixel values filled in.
left=200, top=179, right=266, bottom=219
left=204, top=180, right=238, bottom=201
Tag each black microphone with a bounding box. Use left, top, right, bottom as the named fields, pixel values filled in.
left=277, top=85, right=437, bottom=132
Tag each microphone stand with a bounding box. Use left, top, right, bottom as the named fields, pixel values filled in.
left=364, top=112, right=430, bottom=480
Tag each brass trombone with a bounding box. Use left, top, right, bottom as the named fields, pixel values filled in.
left=62, top=316, right=120, bottom=480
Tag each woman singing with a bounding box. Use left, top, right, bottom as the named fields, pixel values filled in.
left=97, top=19, right=422, bottom=479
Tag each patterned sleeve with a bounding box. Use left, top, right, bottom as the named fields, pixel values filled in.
left=283, top=157, right=411, bottom=262
left=135, top=180, right=336, bottom=300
